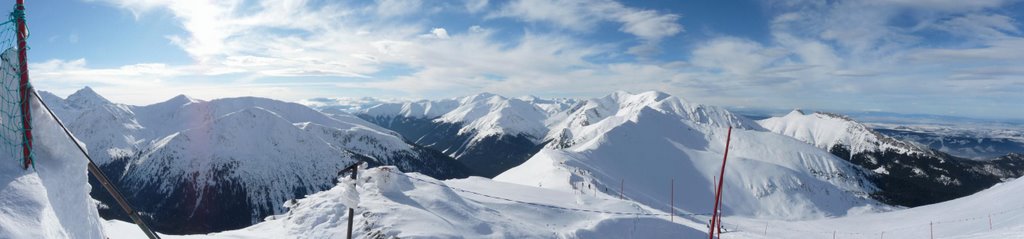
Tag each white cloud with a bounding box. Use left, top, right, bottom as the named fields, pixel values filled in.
left=376, top=0, right=423, bottom=17
left=38, top=0, right=1024, bottom=119
left=420, top=28, right=450, bottom=39
left=492, top=0, right=683, bottom=55
left=930, top=14, right=1021, bottom=40
left=44, top=0, right=670, bottom=103
left=464, top=0, right=488, bottom=13
left=691, top=37, right=787, bottom=76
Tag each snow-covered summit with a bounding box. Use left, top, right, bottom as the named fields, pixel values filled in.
left=758, top=109, right=930, bottom=156
left=36, top=87, right=473, bottom=233
left=499, top=103, right=883, bottom=220
left=436, top=93, right=550, bottom=143
left=361, top=93, right=555, bottom=145
left=65, top=86, right=111, bottom=106
left=546, top=90, right=762, bottom=149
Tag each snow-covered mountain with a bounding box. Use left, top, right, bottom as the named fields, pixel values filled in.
left=39, top=87, right=472, bottom=234
left=0, top=96, right=104, bottom=239
left=107, top=165, right=709, bottom=239
left=758, top=110, right=931, bottom=157
left=545, top=91, right=762, bottom=149
left=758, top=110, right=1024, bottom=206
left=870, top=123, right=1024, bottom=159
left=297, top=97, right=399, bottom=115
left=358, top=93, right=556, bottom=177
left=496, top=96, right=883, bottom=220
left=105, top=163, right=1024, bottom=239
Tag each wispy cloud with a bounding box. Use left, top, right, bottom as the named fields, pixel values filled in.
left=491, top=0, right=682, bottom=56
left=29, top=0, right=1024, bottom=119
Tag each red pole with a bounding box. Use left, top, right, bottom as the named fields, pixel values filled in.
left=15, top=0, right=32, bottom=169
left=707, top=127, right=732, bottom=239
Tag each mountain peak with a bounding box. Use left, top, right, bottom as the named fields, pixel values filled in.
left=787, top=108, right=806, bottom=116
left=634, top=90, right=671, bottom=101
left=66, top=86, right=110, bottom=105
left=167, top=94, right=200, bottom=105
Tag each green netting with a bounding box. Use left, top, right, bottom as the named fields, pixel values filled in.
left=0, top=3, right=31, bottom=169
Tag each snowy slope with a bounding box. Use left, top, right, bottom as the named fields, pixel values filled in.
left=546, top=91, right=763, bottom=149
left=38, top=88, right=472, bottom=234
left=498, top=102, right=883, bottom=220
left=358, top=93, right=552, bottom=177
left=757, top=110, right=930, bottom=156
left=361, top=98, right=460, bottom=119
left=105, top=164, right=1024, bottom=239
left=516, top=95, right=579, bottom=116
left=435, top=93, right=550, bottom=144
left=297, top=97, right=398, bottom=115
left=364, top=93, right=550, bottom=144
left=106, top=166, right=709, bottom=239
left=36, top=88, right=146, bottom=165
left=870, top=122, right=1024, bottom=159
left=718, top=176, right=1024, bottom=239
left=757, top=110, right=1024, bottom=207
left=118, top=107, right=359, bottom=232
left=0, top=95, right=104, bottom=239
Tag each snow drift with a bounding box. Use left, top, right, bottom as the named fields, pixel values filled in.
left=0, top=95, right=104, bottom=238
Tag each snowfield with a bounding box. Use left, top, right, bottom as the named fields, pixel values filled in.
left=103, top=166, right=1024, bottom=239
left=0, top=96, right=104, bottom=238
left=6, top=90, right=1024, bottom=239
left=105, top=166, right=707, bottom=239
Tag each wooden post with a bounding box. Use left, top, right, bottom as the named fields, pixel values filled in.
left=346, top=163, right=359, bottom=239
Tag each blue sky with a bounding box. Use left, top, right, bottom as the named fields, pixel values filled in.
left=20, top=0, right=1024, bottom=120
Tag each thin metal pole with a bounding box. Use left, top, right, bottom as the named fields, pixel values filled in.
left=32, top=91, right=160, bottom=239
left=347, top=165, right=358, bottom=239
left=670, top=179, right=674, bottom=222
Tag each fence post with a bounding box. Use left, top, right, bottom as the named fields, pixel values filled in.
left=341, top=162, right=362, bottom=239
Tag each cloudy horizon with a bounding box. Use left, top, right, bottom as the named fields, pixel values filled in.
left=25, top=0, right=1024, bottom=120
